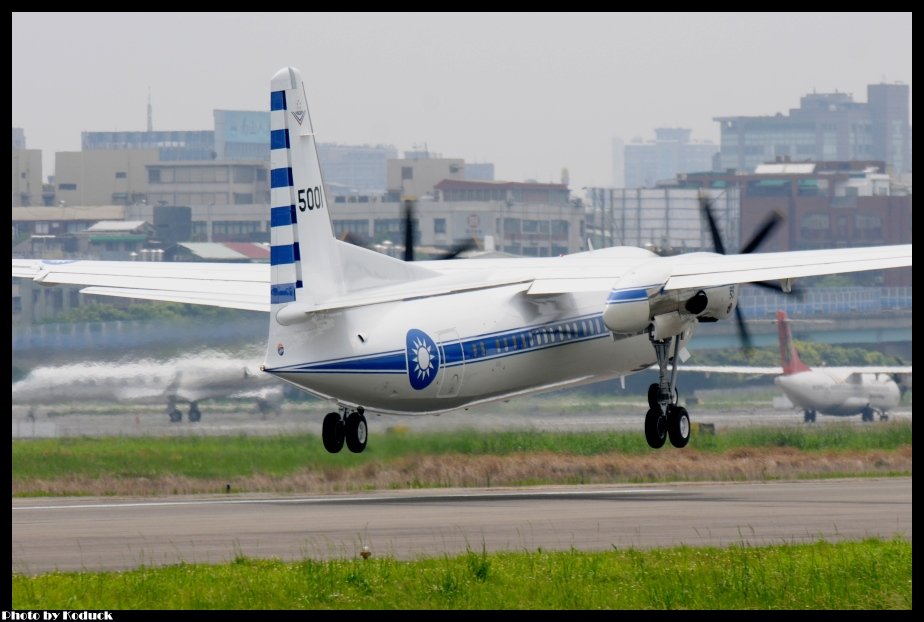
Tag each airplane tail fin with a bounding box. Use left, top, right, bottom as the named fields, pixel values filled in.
left=776, top=310, right=810, bottom=375
left=268, top=67, right=343, bottom=311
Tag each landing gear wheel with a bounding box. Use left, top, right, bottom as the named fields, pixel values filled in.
left=188, top=404, right=201, bottom=423
left=861, top=407, right=874, bottom=423
left=169, top=409, right=182, bottom=423
left=647, top=383, right=660, bottom=410
left=345, top=411, right=368, bottom=454
left=322, top=412, right=345, bottom=453
left=880, top=413, right=889, bottom=422
left=644, top=408, right=667, bottom=449
left=667, top=405, right=691, bottom=448
left=804, top=410, right=816, bottom=423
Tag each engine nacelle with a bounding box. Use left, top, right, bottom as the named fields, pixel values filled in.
left=602, top=291, right=650, bottom=335
left=695, top=284, right=739, bottom=322
left=602, top=263, right=671, bottom=335
left=602, top=262, right=739, bottom=335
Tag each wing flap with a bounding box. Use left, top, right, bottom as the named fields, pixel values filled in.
left=80, top=287, right=269, bottom=312
left=276, top=275, right=532, bottom=321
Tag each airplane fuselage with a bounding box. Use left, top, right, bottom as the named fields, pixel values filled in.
left=266, top=284, right=691, bottom=415
left=12, top=358, right=275, bottom=406
left=774, top=370, right=901, bottom=417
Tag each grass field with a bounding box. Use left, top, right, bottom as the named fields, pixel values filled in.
left=12, top=422, right=912, bottom=497
left=12, top=538, right=911, bottom=609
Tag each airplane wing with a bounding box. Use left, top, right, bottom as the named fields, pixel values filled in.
left=680, top=365, right=783, bottom=375
left=682, top=365, right=911, bottom=375
left=822, top=366, right=913, bottom=375
left=12, top=243, right=911, bottom=313
left=660, top=245, right=911, bottom=291
left=12, top=259, right=269, bottom=312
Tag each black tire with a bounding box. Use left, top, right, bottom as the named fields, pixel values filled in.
left=322, top=412, right=345, bottom=453
left=667, top=405, right=691, bottom=448
left=188, top=405, right=201, bottom=423
left=861, top=407, right=874, bottom=423
left=644, top=408, right=667, bottom=449
left=169, top=409, right=182, bottom=423
left=345, top=411, right=368, bottom=454
left=804, top=410, right=816, bottom=423
left=647, top=383, right=660, bottom=410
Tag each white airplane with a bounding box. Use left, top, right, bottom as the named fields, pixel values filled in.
left=12, top=353, right=283, bottom=422
left=11, top=66, right=913, bottom=453
left=684, top=310, right=911, bottom=423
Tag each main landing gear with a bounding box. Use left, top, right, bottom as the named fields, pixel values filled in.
left=322, top=407, right=367, bottom=454
left=167, top=398, right=202, bottom=423
left=860, top=407, right=889, bottom=422
left=167, top=397, right=183, bottom=423
left=645, top=332, right=690, bottom=449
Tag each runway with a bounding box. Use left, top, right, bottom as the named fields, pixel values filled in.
left=12, top=478, right=911, bottom=574
left=10, top=402, right=913, bottom=439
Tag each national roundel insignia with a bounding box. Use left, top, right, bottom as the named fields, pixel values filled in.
left=405, top=329, right=440, bottom=390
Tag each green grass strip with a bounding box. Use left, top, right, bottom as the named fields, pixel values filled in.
left=13, top=538, right=911, bottom=609
left=12, top=422, right=912, bottom=482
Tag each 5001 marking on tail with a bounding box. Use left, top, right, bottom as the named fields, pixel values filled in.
left=298, top=187, right=323, bottom=211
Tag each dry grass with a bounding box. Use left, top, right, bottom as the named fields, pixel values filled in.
left=14, top=446, right=911, bottom=497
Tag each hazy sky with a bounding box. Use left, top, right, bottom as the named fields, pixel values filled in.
left=12, top=12, right=912, bottom=190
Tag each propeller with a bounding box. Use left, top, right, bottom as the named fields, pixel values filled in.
left=402, top=198, right=478, bottom=261
left=699, top=193, right=801, bottom=352
left=341, top=199, right=477, bottom=260
left=403, top=199, right=415, bottom=262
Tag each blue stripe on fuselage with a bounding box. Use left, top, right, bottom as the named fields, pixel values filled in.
left=606, top=288, right=650, bottom=304
left=267, top=313, right=611, bottom=375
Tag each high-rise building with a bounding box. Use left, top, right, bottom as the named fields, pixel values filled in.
left=317, top=143, right=398, bottom=193
left=868, top=83, right=911, bottom=175
left=716, top=83, right=911, bottom=174
left=623, top=128, right=717, bottom=188
left=12, top=127, right=41, bottom=207
left=12, top=127, right=26, bottom=149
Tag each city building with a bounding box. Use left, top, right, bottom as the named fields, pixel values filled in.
left=82, top=129, right=216, bottom=161
left=623, top=128, right=717, bottom=188
left=12, top=146, right=42, bottom=207
left=670, top=161, right=911, bottom=286
left=54, top=149, right=159, bottom=206
left=330, top=180, right=582, bottom=258
left=12, top=127, right=26, bottom=150
left=12, top=205, right=126, bottom=253
left=584, top=187, right=739, bottom=254
left=317, top=143, right=398, bottom=193
left=715, top=83, right=911, bottom=174
left=386, top=151, right=465, bottom=201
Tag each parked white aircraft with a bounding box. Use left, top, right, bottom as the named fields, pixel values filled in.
left=12, top=354, right=283, bottom=422
left=684, top=310, right=911, bottom=422
left=11, top=66, right=912, bottom=452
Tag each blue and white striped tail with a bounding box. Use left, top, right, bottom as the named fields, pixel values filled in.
left=268, top=67, right=342, bottom=311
